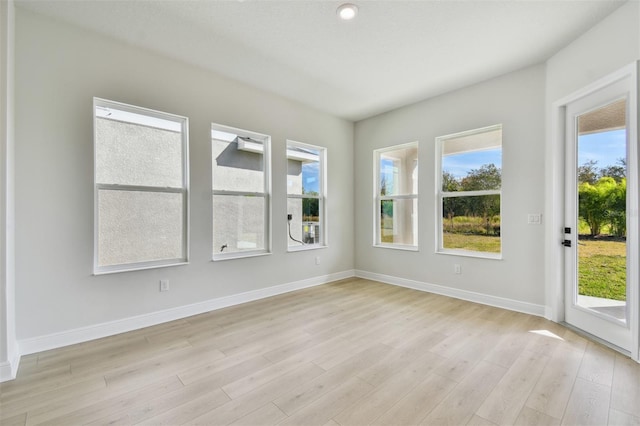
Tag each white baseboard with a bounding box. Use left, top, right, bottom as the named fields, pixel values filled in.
left=18, top=270, right=355, bottom=357
left=545, top=306, right=554, bottom=321
left=0, top=351, right=20, bottom=382
left=13, top=268, right=546, bottom=374
left=355, top=269, right=546, bottom=317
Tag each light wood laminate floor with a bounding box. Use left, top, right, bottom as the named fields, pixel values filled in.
left=1, top=278, right=639, bottom=425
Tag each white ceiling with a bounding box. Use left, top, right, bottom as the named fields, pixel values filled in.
left=16, top=0, right=626, bottom=121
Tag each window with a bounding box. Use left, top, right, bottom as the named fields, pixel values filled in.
left=374, top=143, right=418, bottom=249
left=211, top=124, right=270, bottom=260
left=436, top=124, right=502, bottom=258
left=286, top=141, right=326, bottom=250
left=94, top=98, right=189, bottom=274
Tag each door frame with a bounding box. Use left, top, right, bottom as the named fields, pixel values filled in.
left=547, top=62, right=639, bottom=361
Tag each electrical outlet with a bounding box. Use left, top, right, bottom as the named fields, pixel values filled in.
left=454, top=264, right=461, bottom=274
left=160, top=279, right=169, bottom=292
left=315, top=256, right=320, bottom=265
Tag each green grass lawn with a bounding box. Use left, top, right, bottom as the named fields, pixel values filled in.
left=578, top=238, right=626, bottom=301
left=394, top=215, right=625, bottom=301
left=442, top=233, right=501, bottom=253
left=441, top=233, right=626, bottom=301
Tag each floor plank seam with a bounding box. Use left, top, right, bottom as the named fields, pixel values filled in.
left=2, top=279, right=638, bottom=426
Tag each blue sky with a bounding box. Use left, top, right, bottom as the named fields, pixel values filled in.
left=302, top=162, right=320, bottom=193
left=380, top=159, right=393, bottom=192
left=443, top=148, right=502, bottom=179
left=578, top=129, right=626, bottom=169
left=441, top=128, right=626, bottom=180
left=303, top=129, right=626, bottom=192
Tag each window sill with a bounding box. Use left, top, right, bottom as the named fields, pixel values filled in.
left=93, top=260, right=189, bottom=275
left=213, top=250, right=271, bottom=261
left=436, top=249, right=502, bottom=260
left=287, top=244, right=328, bottom=253
left=373, top=244, right=419, bottom=252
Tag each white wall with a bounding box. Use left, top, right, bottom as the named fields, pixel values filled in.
left=544, top=0, right=640, bottom=321
left=11, top=0, right=637, bottom=362
left=355, top=64, right=546, bottom=309
left=0, top=0, right=17, bottom=381
left=546, top=0, right=640, bottom=104
left=14, top=8, right=354, bottom=345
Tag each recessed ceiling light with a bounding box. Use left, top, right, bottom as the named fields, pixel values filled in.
left=337, top=3, right=358, bottom=21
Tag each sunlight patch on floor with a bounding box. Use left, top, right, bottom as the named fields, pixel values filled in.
left=528, top=329, right=564, bottom=340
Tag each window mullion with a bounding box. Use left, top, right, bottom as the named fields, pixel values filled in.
left=441, top=189, right=501, bottom=198
left=287, top=194, right=321, bottom=200
left=212, top=190, right=266, bottom=197
left=379, top=194, right=418, bottom=201
left=98, top=183, right=184, bottom=194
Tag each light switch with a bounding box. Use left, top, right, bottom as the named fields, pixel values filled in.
left=527, top=213, right=542, bottom=225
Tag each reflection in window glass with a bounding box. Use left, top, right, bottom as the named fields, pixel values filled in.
left=437, top=125, right=502, bottom=256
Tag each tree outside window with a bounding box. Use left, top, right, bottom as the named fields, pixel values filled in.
left=437, top=125, right=502, bottom=257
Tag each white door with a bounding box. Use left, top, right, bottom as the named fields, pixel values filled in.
left=564, top=66, right=638, bottom=354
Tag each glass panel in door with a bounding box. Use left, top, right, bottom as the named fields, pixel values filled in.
left=575, top=99, right=627, bottom=324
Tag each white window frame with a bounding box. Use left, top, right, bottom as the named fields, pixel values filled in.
left=286, top=140, right=327, bottom=252
left=373, top=142, right=419, bottom=251
left=211, top=123, right=271, bottom=261
left=93, top=98, right=189, bottom=274
left=435, top=124, right=502, bottom=259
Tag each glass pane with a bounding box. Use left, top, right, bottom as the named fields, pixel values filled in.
left=576, top=99, right=627, bottom=322
left=379, top=146, right=418, bottom=196
left=213, top=195, right=265, bottom=254
left=379, top=198, right=417, bottom=245
left=287, top=146, right=321, bottom=196
left=212, top=136, right=265, bottom=193
left=98, top=190, right=184, bottom=267
left=442, top=127, right=501, bottom=192
left=95, top=116, right=183, bottom=187
left=442, top=195, right=501, bottom=253
left=287, top=197, right=321, bottom=247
